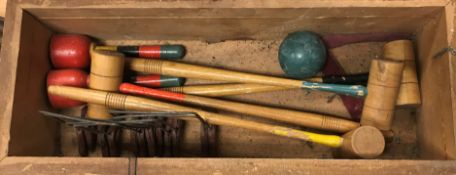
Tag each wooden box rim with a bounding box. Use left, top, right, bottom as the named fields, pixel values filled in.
left=1, top=0, right=456, bottom=174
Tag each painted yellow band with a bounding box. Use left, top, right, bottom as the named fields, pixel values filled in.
left=272, top=127, right=343, bottom=148
left=95, top=45, right=118, bottom=51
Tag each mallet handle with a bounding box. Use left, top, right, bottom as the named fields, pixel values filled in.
left=95, top=45, right=185, bottom=59
left=162, top=83, right=291, bottom=97
left=162, top=73, right=368, bottom=97
left=48, top=85, right=344, bottom=148
left=120, top=83, right=359, bottom=133
left=128, top=59, right=367, bottom=97
left=87, top=50, right=125, bottom=120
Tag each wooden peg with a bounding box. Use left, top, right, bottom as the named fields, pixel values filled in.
left=162, top=83, right=291, bottom=97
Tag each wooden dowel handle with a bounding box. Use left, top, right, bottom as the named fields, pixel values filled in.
left=87, top=50, right=125, bottom=120
left=120, top=83, right=359, bottom=133
left=128, top=58, right=367, bottom=97
left=95, top=45, right=185, bottom=59
left=161, top=74, right=368, bottom=97
left=162, top=83, right=292, bottom=97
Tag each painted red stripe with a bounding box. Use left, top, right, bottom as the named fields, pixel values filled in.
left=138, top=45, right=161, bottom=58
left=134, top=74, right=161, bottom=87
left=119, top=83, right=185, bottom=102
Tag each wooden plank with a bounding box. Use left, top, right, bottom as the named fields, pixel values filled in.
left=137, top=158, right=456, bottom=175
left=2, top=157, right=456, bottom=175
left=26, top=7, right=441, bottom=19
left=14, top=0, right=451, bottom=9
left=17, top=1, right=448, bottom=41
left=0, top=0, right=25, bottom=159
left=447, top=2, right=456, bottom=162
left=39, top=17, right=428, bottom=41
left=0, top=157, right=129, bottom=175
left=416, top=9, right=456, bottom=159
left=22, top=6, right=440, bottom=41
left=7, top=11, right=58, bottom=156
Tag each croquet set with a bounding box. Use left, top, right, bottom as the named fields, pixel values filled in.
left=42, top=31, right=421, bottom=159
left=3, top=1, right=456, bottom=174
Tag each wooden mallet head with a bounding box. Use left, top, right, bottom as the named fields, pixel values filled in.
left=46, top=69, right=88, bottom=109
left=361, top=59, right=404, bottom=130
left=339, top=126, right=385, bottom=158
left=383, top=40, right=421, bottom=107
left=87, top=49, right=125, bottom=120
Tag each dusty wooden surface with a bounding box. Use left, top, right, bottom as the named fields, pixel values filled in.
left=416, top=8, right=456, bottom=159
left=449, top=1, right=456, bottom=163
left=0, top=157, right=129, bottom=175
left=1, top=157, right=456, bottom=175
left=22, top=1, right=443, bottom=41
left=0, top=0, right=19, bottom=159
left=136, top=158, right=456, bottom=175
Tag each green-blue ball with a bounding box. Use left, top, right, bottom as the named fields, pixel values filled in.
left=278, top=31, right=327, bottom=79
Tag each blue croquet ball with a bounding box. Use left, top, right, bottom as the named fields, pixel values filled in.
left=278, top=31, right=327, bottom=79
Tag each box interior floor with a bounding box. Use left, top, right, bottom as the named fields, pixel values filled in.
left=4, top=5, right=455, bottom=161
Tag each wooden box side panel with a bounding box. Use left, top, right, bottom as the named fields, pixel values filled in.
left=0, top=0, right=453, bottom=160
left=1, top=157, right=456, bottom=175
left=416, top=9, right=456, bottom=159
left=0, top=157, right=130, bottom=175
left=450, top=3, right=456, bottom=162
left=136, top=158, right=456, bottom=175
left=0, top=0, right=24, bottom=159
left=27, top=7, right=441, bottom=41
left=6, top=11, right=58, bottom=156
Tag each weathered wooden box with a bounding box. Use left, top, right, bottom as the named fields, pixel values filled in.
left=1, top=0, right=456, bottom=174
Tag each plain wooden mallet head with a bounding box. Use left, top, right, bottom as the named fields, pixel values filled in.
left=87, top=48, right=125, bottom=120
left=339, top=126, right=385, bottom=158
left=383, top=40, right=421, bottom=107
left=361, top=59, right=404, bottom=130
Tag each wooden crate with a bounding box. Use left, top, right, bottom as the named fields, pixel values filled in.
left=1, top=0, right=456, bottom=174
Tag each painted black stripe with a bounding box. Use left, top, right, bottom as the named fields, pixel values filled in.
left=117, top=46, right=139, bottom=57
